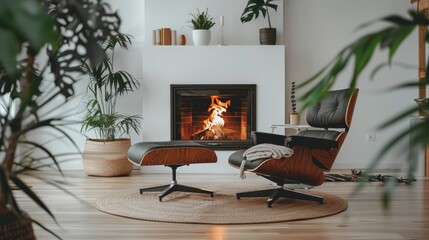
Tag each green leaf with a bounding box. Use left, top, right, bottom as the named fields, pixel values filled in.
left=240, top=0, right=279, bottom=26
left=387, top=26, right=415, bottom=64
left=20, top=140, right=63, bottom=176
left=31, top=218, right=62, bottom=240
left=10, top=174, right=57, bottom=222
left=0, top=29, right=20, bottom=74
left=188, top=8, right=215, bottom=30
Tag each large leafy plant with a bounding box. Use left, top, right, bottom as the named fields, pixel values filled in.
left=0, top=0, right=121, bottom=238
left=241, top=0, right=279, bottom=29
left=299, top=10, right=428, bottom=208
left=80, top=33, right=141, bottom=141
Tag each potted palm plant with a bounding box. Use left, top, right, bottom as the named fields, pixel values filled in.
left=80, top=33, right=141, bottom=177
left=241, top=0, right=279, bottom=45
left=188, top=8, right=216, bottom=46
left=0, top=0, right=121, bottom=238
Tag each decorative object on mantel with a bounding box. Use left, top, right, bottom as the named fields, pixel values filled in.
left=80, top=33, right=141, bottom=177
left=153, top=28, right=177, bottom=45
left=289, top=81, right=300, bottom=125
left=219, top=15, right=225, bottom=45
left=179, top=34, right=186, bottom=45
left=188, top=8, right=216, bottom=46
left=240, top=0, right=279, bottom=45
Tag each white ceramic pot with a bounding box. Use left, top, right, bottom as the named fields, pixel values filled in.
left=192, top=30, right=211, bottom=46
left=82, top=138, right=133, bottom=177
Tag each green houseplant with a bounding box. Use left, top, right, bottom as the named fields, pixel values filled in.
left=289, top=82, right=300, bottom=125
left=299, top=10, right=428, bottom=207
left=0, top=0, right=121, bottom=238
left=188, top=8, right=216, bottom=45
left=80, top=33, right=141, bottom=177
left=241, top=0, right=279, bottom=45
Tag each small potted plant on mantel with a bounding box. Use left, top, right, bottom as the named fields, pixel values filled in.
left=240, top=0, right=279, bottom=45
left=80, top=33, right=141, bottom=177
left=189, top=8, right=216, bottom=46
left=290, top=82, right=301, bottom=125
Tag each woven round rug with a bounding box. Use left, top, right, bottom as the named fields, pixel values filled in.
left=94, top=183, right=347, bottom=224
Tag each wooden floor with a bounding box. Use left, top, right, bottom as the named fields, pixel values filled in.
left=14, top=170, right=429, bottom=240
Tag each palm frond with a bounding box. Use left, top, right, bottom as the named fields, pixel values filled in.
left=299, top=10, right=429, bottom=207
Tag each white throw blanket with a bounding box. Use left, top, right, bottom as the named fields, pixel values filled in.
left=239, top=144, right=294, bottom=179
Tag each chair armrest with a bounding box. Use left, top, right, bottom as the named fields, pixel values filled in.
left=285, top=135, right=338, bottom=150
left=251, top=131, right=288, bottom=146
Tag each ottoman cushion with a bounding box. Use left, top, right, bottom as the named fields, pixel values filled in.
left=128, top=141, right=217, bottom=166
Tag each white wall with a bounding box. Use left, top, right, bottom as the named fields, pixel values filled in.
left=55, top=0, right=424, bottom=176
left=144, top=0, right=284, bottom=46
left=284, top=0, right=422, bottom=175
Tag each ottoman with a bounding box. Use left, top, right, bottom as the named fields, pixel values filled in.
left=128, top=141, right=217, bottom=201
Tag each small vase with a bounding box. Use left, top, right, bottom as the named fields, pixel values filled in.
left=192, top=30, right=211, bottom=46
left=179, top=34, right=186, bottom=45
left=289, top=113, right=301, bottom=125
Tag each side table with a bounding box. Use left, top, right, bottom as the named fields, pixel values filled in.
left=269, top=124, right=312, bottom=134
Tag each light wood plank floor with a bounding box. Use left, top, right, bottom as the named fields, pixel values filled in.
left=14, top=170, right=429, bottom=240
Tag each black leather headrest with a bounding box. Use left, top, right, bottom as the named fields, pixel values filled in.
left=306, top=89, right=356, bottom=129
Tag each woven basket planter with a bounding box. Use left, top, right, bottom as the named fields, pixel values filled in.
left=82, top=139, right=133, bottom=177
left=0, top=209, right=35, bottom=240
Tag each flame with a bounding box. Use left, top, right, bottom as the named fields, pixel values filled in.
left=200, top=96, right=231, bottom=135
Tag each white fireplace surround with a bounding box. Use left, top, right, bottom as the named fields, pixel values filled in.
left=141, top=45, right=285, bottom=173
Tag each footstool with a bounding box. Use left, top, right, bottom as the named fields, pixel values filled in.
left=128, top=141, right=217, bottom=201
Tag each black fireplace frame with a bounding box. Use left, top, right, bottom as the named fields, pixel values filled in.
left=171, top=84, right=256, bottom=150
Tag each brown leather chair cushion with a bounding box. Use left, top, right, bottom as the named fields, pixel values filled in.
left=128, top=141, right=217, bottom=166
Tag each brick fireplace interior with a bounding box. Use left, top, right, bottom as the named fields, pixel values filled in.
left=171, top=84, right=256, bottom=149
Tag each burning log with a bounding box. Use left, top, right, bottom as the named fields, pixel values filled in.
left=192, top=126, right=237, bottom=140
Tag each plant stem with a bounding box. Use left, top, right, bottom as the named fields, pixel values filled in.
left=266, top=4, right=272, bottom=29
left=3, top=48, right=35, bottom=172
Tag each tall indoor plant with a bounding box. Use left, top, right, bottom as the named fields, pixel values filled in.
left=80, top=33, right=141, bottom=177
left=299, top=10, right=428, bottom=207
left=0, top=0, right=121, bottom=238
left=241, top=0, right=279, bottom=45
left=188, top=8, right=216, bottom=46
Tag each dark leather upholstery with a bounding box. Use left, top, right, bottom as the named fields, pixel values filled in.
left=227, top=88, right=359, bottom=207
left=306, top=89, right=356, bottom=129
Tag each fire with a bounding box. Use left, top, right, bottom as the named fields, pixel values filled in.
left=193, top=96, right=231, bottom=140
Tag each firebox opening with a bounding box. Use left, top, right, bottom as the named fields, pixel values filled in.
left=171, top=84, right=256, bottom=150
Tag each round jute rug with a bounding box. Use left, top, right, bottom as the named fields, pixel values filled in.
left=94, top=183, right=347, bottom=224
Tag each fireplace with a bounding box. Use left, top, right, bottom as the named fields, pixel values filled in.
left=171, top=84, right=256, bottom=150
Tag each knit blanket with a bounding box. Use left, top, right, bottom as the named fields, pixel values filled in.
left=239, top=143, right=294, bottom=179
